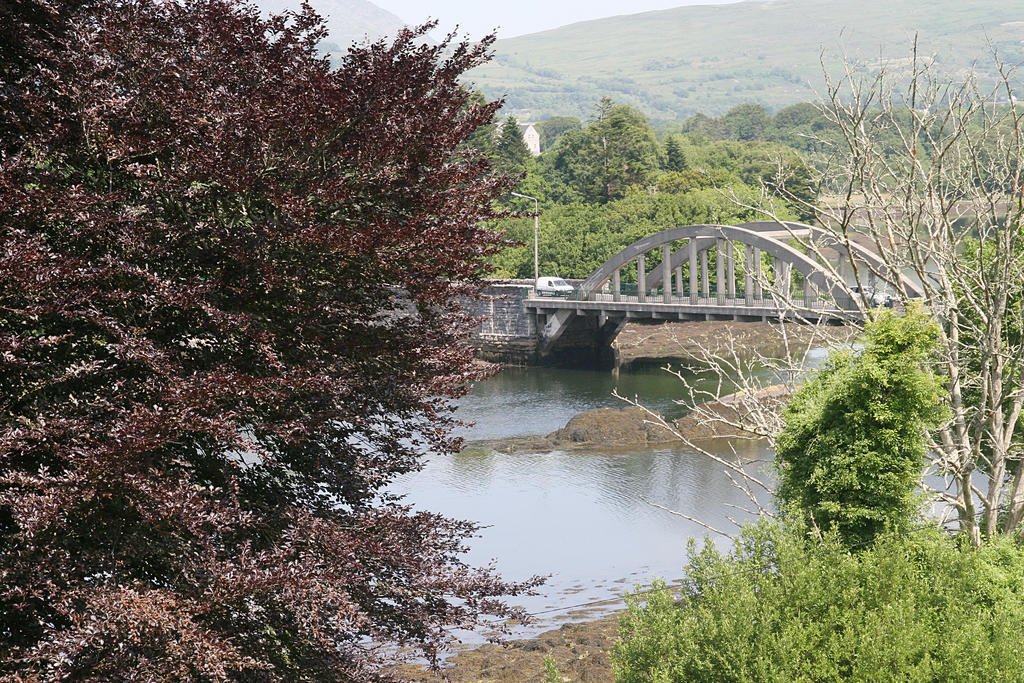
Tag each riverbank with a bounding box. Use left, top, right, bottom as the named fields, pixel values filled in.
left=399, top=614, right=621, bottom=682
left=613, top=319, right=848, bottom=368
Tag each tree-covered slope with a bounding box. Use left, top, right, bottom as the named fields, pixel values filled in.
left=468, top=0, right=1024, bottom=121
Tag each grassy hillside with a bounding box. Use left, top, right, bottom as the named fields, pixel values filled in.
left=467, top=0, right=1024, bottom=121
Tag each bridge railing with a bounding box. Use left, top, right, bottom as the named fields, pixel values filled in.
left=568, top=283, right=779, bottom=305
left=546, top=286, right=891, bottom=314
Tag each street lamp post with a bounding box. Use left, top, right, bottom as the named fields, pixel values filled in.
left=511, top=191, right=539, bottom=281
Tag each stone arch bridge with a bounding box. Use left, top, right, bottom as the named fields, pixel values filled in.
left=474, top=221, right=924, bottom=367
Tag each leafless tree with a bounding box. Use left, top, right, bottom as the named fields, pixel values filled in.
left=718, top=44, right=1024, bottom=546
left=628, top=45, right=1024, bottom=547
left=618, top=315, right=843, bottom=531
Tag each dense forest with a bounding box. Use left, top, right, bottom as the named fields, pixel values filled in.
left=477, top=99, right=828, bottom=280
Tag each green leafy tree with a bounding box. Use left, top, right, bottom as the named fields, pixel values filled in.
left=681, top=112, right=729, bottom=141
left=721, top=102, right=770, bottom=141
left=684, top=139, right=818, bottom=220
left=663, top=133, right=689, bottom=172
left=540, top=126, right=590, bottom=203
left=769, top=101, right=836, bottom=153
left=776, top=309, right=947, bottom=546
left=654, top=168, right=734, bottom=195
left=496, top=114, right=531, bottom=173
left=535, top=115, right=582, bottom=151
left=578, top=98, right=661, bottom=202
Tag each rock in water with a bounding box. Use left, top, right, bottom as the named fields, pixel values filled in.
left=547, top=406, right=678, bottom=447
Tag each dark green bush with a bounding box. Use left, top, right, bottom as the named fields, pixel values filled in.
left=776, top=308, right=947, bottom=546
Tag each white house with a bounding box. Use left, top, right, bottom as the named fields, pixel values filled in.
left=519, top=123, right=541, bottom=156
left=498, top=118, right=542, bottom=156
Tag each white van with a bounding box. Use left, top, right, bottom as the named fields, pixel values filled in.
left=850, top=285, right=894, bottom=308
left=535, top=277, right=574, bottom=297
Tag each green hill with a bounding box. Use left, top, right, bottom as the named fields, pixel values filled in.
left=467, top=0, right=1024, bottom=121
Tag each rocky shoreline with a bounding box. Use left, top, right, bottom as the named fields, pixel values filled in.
left=398, top=615, right=621, bottom=682
left=613, top=319, right=847, bottom=368
left=468, top=384, right=788, bottom=456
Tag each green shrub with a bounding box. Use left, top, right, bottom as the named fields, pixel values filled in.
left=776, top=308, right=947, bottom=546
left=613, top=521, right=1024, bottom=682
left=543, top=655, right=562, bottom=682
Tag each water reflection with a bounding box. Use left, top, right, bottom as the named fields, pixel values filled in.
left=393, top=362, right=778, bottom=639
left=455, top=363, right=741, bottom=442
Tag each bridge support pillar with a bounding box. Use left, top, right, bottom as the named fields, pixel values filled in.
left=700, top=250, right=709, bottom=299
left=675, top=265, right=684, bottom=298
left=727, top=240, right=736, bottom=302
left=689, top=239, right=698, bottom=304
left=538, top=309, right=626, bottom=369
left=716, top=237, right=726, bottom=305
left=804, top=280, right=817, bottom=308
left=613, top=268, right=621, bottom=302
left=637, top=253, right=646, bottom=303
left=753, top=248, right=762, bottom=300
left=662, top=244, right=672, bottom=304
left=744, top=244, right=754, bottom=306
left=777, top=260, right=792, bottom=299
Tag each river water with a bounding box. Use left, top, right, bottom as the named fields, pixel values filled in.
left=390, top=364, right=775, bottom=639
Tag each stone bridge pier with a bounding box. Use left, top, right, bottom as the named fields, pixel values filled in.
left=534, top=309, right=627, bottom=368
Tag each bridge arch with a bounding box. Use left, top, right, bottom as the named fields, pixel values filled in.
left=528, top=221, right=925, bottom=364
left=578, top=221, right=924, bottom=303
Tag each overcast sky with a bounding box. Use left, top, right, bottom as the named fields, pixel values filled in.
left=372, top=0, right=751, bottom=40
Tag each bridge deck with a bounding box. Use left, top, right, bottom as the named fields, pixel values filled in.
left=525, top=292, right=862, bottom=323
left=511, top=221, right=916, bottom=363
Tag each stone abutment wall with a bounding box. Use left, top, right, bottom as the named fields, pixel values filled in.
left=467, top=281, right=539, bottom=364
left=466, top=280, right=619, bottom=367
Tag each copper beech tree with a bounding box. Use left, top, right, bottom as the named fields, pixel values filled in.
left=0, top=0, right=537, bottom=678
